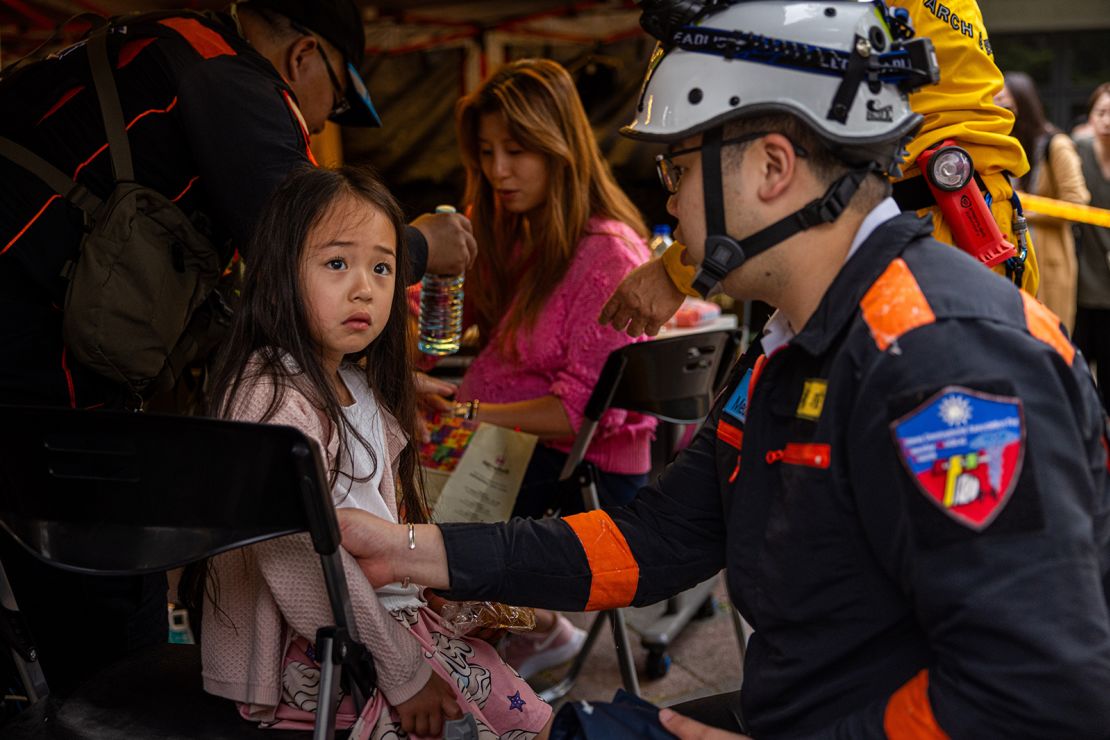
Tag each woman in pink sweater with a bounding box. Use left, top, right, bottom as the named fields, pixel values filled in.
left=201, top=166, right=551, bottom=739
left=449, top=59, right=656, bottom=677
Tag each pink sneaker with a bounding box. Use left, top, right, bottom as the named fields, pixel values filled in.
left=500, top=614, right=586, bottom=679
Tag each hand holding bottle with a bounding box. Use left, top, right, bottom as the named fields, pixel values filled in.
left=419, top=206, right=466, bottom=355
left=412, top=209, right=476, bottom=275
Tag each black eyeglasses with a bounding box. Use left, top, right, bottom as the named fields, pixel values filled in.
left=292, top=23, right=350, bottom=119
left=316, top=44, right=349, bottom=118
left=654, top=131, right=808, bottom=194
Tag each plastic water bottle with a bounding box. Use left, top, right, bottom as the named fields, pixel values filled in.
left=649, top=223, right=674, bottom=257
left=418, top=205, right=464, bottom=355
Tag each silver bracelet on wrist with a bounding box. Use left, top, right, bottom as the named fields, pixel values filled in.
left=400, top=523, right=415, bottom=588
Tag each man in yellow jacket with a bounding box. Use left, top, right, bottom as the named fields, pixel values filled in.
left=602, top=0, right=1040, bottom=336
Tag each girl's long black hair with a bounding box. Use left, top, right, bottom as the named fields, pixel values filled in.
left=206, top=165, right=429, bottom=525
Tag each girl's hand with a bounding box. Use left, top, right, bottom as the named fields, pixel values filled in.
left=415, top=372, right=456, bottom=411
left=394, top=671, right=463, bottom=737
left=658, top=708, right=752, bottom=740
left=414, top=372, right=456, bottom=442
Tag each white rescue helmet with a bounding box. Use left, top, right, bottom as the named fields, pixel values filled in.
left=622, top=0, right=939, bottom=296
left=623, top=0, right=939, bottom=173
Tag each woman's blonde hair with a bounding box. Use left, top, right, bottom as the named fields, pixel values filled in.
left=456, top=58, right=647, bottom=355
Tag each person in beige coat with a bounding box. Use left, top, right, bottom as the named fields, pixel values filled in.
left=999, top=72, right=1091, bottom=331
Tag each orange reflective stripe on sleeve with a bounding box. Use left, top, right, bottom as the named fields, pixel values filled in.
left=1020, top=291, right=1075, bottom=366
left=158, top=17, right=236, bottom=60
left=861, top=258, right=936, bottom=351
left=884, top=670, right=950, bottom=739
left=563, top=510, right=639, bottom=611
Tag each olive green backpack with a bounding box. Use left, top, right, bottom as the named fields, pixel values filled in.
left=0, top=26, right=229, bottom=405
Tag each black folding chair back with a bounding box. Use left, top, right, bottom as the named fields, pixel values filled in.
left=541, top=330, right=737, bottom=703
left=558, top=330, right=736, bottom=484
left=599, top=331, right=734, bottom=420
left=0, top=406, right=369, bottom=740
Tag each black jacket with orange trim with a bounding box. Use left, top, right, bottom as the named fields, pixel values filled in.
left=0, top=12, right=310, bottom=407
left=440, top=212, right=1110, bottom=738
left=0, top=12, right=311, bottom=297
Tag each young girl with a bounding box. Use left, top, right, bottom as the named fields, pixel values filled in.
left=445, top=59, right=655, bottom=678
left=199, top=166, right=552, bottom=739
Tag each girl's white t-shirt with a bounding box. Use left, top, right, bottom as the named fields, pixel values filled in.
left=336, top=364, right=423, bottom=611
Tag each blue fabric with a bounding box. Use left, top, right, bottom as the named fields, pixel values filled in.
left=549, top=690, right=673, bottom=740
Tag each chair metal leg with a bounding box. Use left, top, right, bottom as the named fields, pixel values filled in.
left=609, top=608, right=641, bottom=697
left=582, top=472, right=639, bottom=695
left=0, top=561, right=47, bottom=704
left=581, top=474, right=602, bottom=511
left=538, top=470, right=643, bottom=702
left=314, top=627, right=342, bottom=740
left=537, top=611, right=607, bottom=703
left=627, top=576, right=718, bottom=659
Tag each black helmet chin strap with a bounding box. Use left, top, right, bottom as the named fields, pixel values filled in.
left=691, top=127, right=874, bottom=297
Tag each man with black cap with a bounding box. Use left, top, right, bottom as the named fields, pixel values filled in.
left=0, top=0, right=472, bottom=696
left=0, top=0, right=473, bottom=408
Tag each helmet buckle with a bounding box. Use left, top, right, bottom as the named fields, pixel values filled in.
left=816, top=197, right=846, bottom=224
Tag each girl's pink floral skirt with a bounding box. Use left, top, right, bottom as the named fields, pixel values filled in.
left=240, top=606, right=551, bottom=739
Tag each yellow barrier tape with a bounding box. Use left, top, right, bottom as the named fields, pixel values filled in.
left=1017, top=192, right=1110, bottom=228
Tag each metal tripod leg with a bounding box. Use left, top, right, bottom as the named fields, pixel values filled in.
left=539, top=457, right=643, bottom=702
left=0, top=561, right=48, bottom=704
left=536, top=604, right=641, bottom=703
left=581, top=468, right=639, bottom=696
left=609, top=608, right=640, bottom=696
left=537, top=611, right=607, bottom=703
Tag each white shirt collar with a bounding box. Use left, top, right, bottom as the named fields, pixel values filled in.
left=761, top=197, right=901, bottom=356
left=845, top=197, right=901, bottom=263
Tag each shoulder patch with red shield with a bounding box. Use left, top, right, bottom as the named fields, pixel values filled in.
left=890, top=386, right=1025, bottom=531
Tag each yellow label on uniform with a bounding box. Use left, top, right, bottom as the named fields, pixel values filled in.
left=796, top=379, right=827, bottom=421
